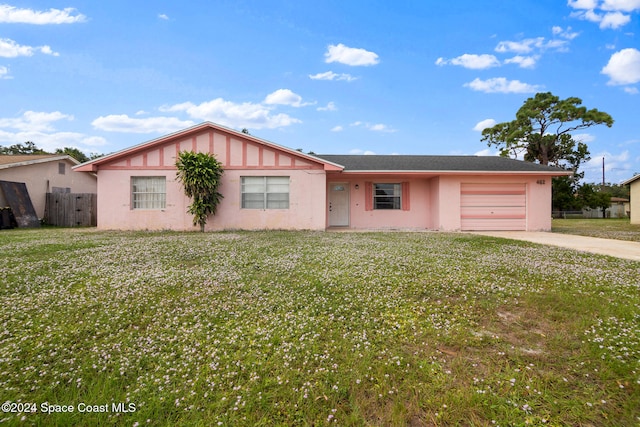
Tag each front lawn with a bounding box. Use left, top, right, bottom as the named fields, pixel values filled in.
left=552, top=218, right=640, bottom=242
left=1, top=229, right=638, bottom=426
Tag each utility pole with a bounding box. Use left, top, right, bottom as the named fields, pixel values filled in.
left=602, top=156, right=605, bottom=187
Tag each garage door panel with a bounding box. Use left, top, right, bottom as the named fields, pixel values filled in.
left=461, top=194, right=525, bottom=207
left=461, top=218, right=526, bottom=231
left=461, top=206, right=526, bottom=218
left=460, top=183, right=527, bottom=231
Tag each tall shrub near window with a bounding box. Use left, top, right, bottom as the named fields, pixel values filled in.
left=175, top=151, right=224, bottom=232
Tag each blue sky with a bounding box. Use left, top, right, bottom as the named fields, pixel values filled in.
left=1, top=0, right=639, bottom=183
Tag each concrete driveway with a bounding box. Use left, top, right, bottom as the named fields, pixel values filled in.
left=471, top=231, right=640, bottom=262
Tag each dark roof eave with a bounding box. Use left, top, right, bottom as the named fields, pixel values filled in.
left=328, top=169, right=572, bottom=176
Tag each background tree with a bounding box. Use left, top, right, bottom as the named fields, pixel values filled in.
left=552, top=176, right=581, bottom=212
left=577, top=183, right=611, bottom=218
left=599, top=182, right=630, bottom=199
left=0, top=141, right=48, bottom=154
left=481, top=92, right=613, bottom=172
left=481, top=92, right=613, bottom=211
left=55, top=147, right=90, bottom=163
left=0, top=142, right=101, bottom=163
left=175, top=151, right=224, bottom=232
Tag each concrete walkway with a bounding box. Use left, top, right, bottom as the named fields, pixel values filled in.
left=471, top=231, right=640, bottom=262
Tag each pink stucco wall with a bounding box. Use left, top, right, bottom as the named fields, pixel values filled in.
left=83, top=123, right=561, bottom=232
left=97, top=169, right=327, bottom=231
left=328, top=174, right=555, bottom=231
left=327, top=177, right=433, bottom=229
left=93, top=127, right=328, bottom=231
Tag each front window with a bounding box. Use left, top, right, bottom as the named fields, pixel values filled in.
left=131, top=176, right=166, bottom=209
left=242, top=176, right=289, bottom=209
left=374, top=183, right=401, bottom=209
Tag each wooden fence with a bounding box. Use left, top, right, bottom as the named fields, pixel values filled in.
left=44, top=193, right=97, bottom=227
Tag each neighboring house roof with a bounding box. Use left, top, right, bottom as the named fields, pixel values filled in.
left=316, top=154, right=572, bottom=175
left=610, top=197, right=629, bottom=203
left=622, top=174, right=640, bottom=185
left=0, top=154, right=79, bottom=169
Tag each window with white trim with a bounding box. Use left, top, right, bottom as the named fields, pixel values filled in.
left=131, top=176, right=166, bottom=210
left=373, top=183, right=401, bottom=210
left=241, top=176, right=289, bottom=209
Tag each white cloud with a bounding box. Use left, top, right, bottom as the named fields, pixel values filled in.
left=495, top=38, right=540, bottom=54
left=601, top=48, right=640, bottom=85
left=474, top=148, right=499, bottom=156
left=583, top=150, right=632, bottom=183
left=600, top=11, right=631, bottom=28
left=158, top=13, right=169, bottom=20
left=569, top=0, right=639, bottom=29
left=0, top=4, right=86, bottom=24
left=435, top=54, right=500, bottom=69
left=92, top=115, right=195, bottom=134
left=495, top=37, right=568, bottom=53
left=368, top=123, right=395, bottom=132
left=0, top=111, right=72, bottom=132
left=504, top=55, right=538, bottom=68
left=309, top=71, right=357, bottom=81
left=0, top=111, right=105, bottom=152
left=568, top=0, right=599, bottom=10
left=324, top=43, right=379, bottom=66
left=331, top=125, right=343, bottom=132
left=349, top=121, right=396, bottom=132
left=349, top=149, right=377, bottom=155
left=473, top=119, right=496, bottom=132
left=573, top=133, right=597, bottom=143
left=317, top=102, right=336, bottom=111
left=0, top=65, right=10, bottom=79
left=0, top=129, right=107, bottom=152
left=263, top=89, right=312, bottom=107
left=0, top=38, right=59, bottom=57
left=464, top=77, right=542, bottom=93
left=39, top=45, right=59, bottom=56
left=160, top=97, right=301, bottom=129
left=624, top=86, right=639, bottom=94
left=552, top=26, right=580, bottom=39
left=601, top=0, right=640, bottom=12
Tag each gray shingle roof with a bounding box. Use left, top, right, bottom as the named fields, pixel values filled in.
left=315, top=155, right=569, bottom=173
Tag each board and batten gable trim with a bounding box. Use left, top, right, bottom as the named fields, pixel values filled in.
left=73, top=122, right=343, bottom=173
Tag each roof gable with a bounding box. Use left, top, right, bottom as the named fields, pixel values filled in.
left=0, top=154, right=78, bottom=170
left=74, top=122, right=342, bottom=172
left=622, top=174, right=640, bottom=185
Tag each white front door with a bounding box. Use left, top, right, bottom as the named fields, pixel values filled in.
left=328, top=183, right=349, bottom=226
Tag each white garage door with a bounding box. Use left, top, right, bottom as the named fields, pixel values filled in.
left=461, top=183, right=526, bottom=231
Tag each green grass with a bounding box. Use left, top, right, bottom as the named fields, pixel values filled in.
left=553, top=218, right=640, bottom=242
left=1, top=229, right=639, bottom=426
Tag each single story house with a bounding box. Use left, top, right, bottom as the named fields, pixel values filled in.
left=622, top=174, right=640, bottom=224
left=582, top=197, right=629, bottom=219
left=0, top=154, right=97, bottom=220
left=73, top=122, right=570, bottom=232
